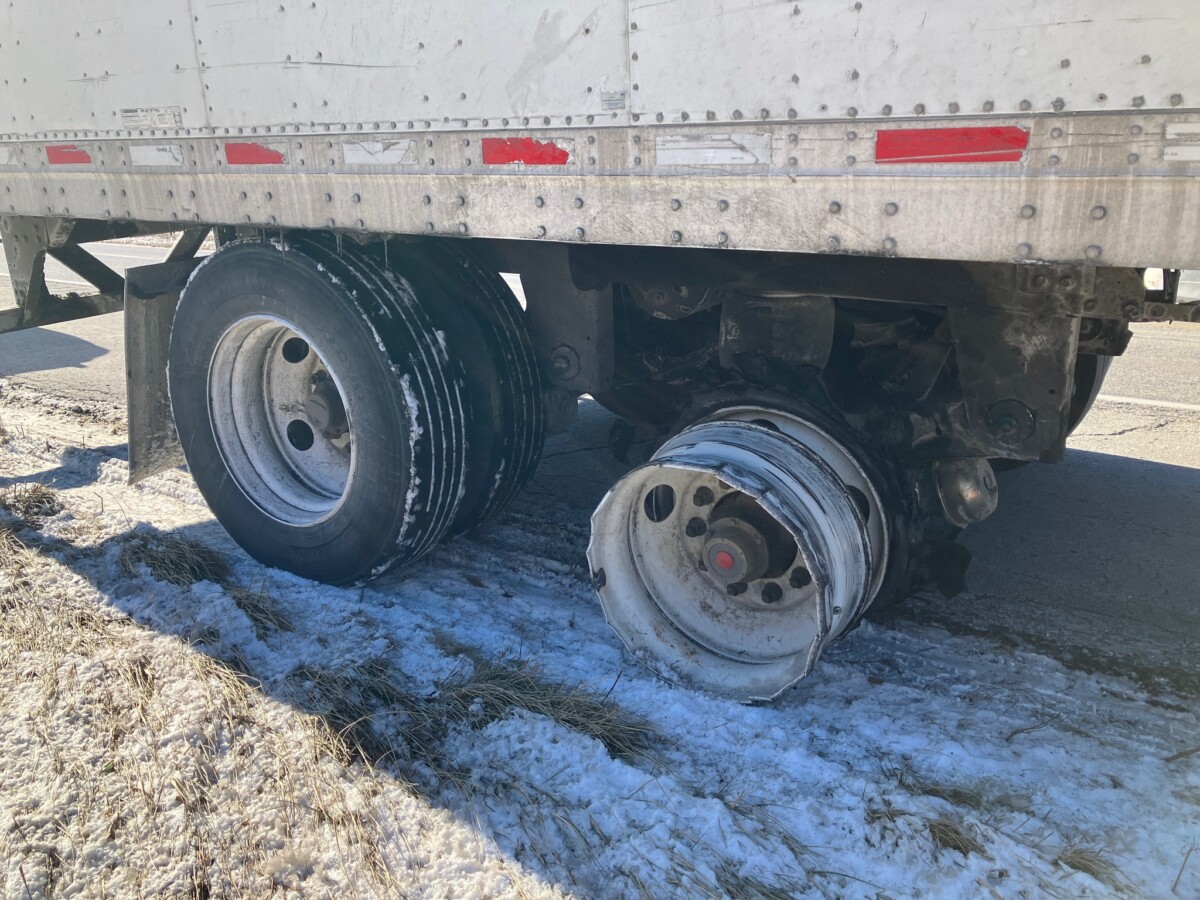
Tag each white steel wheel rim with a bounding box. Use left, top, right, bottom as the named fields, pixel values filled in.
left=208, top=314, right=356, bottom=527
left=588, top=419, right=883, bottom=702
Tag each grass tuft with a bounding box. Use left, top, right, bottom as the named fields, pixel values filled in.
left=437, top=657, right=657, bottom=764
left=1055, top=846, right=1127, bottom=890
left=0, top=483, right=63, bottom=524
left=118, top=532, right=231, bottom=587
left=927, top=815, right=988, bottom=858
left=229, top=585, right=294, bottom=639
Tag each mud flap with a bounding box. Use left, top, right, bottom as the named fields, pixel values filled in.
left=125, top=259, right=203, bottom=484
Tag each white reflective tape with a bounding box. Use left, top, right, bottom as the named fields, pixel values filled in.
left=0, top=146, right=12, bottom=166
left=655, top=132, right=771, bottom=166
left=130, top=144, right=185, bottom=168
left=342, top=140, right=419, bottom=166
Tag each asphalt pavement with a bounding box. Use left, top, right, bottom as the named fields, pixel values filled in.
left=1, top=243, right=1198, bottom=696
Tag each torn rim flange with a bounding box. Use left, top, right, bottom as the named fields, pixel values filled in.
left=587, top=413, right=888, bottom=702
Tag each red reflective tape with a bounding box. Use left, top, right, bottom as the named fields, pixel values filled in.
left=875, top=126, right=1029, bottom=164
left=224, top=142, right=286, bottom=165
left=482, top=136, right=570, bottom=166
left=46, top=144, right=92, bottom=165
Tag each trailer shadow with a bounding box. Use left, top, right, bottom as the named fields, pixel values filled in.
left=0, top=324, right=109, bottom=376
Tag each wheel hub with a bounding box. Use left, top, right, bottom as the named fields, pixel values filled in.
left=702, top=518, right=769, bottom=584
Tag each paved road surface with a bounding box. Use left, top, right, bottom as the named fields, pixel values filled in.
left=1, top=242, right=1198, bottom=695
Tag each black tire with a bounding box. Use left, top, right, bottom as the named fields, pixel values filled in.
left=169, top=237, right=468, bottom=584
left=373, top=239, right=546, bottom=534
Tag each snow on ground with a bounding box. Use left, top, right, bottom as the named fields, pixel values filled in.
left=0, top=385, right=1196, bottom=899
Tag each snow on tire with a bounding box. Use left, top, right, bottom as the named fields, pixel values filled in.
left=168, top=237, right=468, bottom=585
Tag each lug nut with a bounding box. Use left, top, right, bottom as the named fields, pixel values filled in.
left=762, top=583, right=784, bottom=604
left=726, top=582, right=748, bottom=596
left=692, top=486, right=715, bottom=506
left=685, top=517, right=708, bottom=537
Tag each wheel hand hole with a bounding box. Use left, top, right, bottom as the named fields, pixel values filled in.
left=287, top=419, right=315, bottom=451
left=643, top=484, right=676, bottom=522
left=281, top=337, right=311, bottom=363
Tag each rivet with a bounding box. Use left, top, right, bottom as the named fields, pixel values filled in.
left=847, top=107, right=858, bottom=117
left=1060, top=58, right=1071, bottom=69
left=1048, top=155, right=1061, bottom=165
left=882, top=104, right=893, bottom=116
left=732, top=109, right=744, bottom=120
left=574, top=197, right=584, bottom=208
left=457, top=195, right=466, bottom=207
left=537, top=225, right=547, bottom=237
left=717, top=199, right=729, bottom=211
left=671, top=230, right=683, bottom=242
left=352, top=193, right=361, bottom=203
left=884, top=202, right=898, bottom=216
left=827, top=235, right=841, bottom=249
left=426, top=221, right=434, bottom=231
left=1050, top=127, right=1064, bottom=139
left=1131, top=124, right=1144, bottom=136
left=1171, top=93, right=1184, bottom=107
left=1052, top=98, right=1065, bottom=111
left=787, top=156, right=798, bottom=166
left=983, top=100, right=995, bottom=112
left=846, top=155, right=856, bottom=165
left=670, top=199, right=682, bottom=210
left=458, top=223, right=468, bottom=234
left=1019, top=204, right=1036, bottom=219
left=1091, top=205, right=1107, bottom=220
left=788, top=133, right=798, bottom=144
left=717, top=232, right=729, bottom=244
left=847, top=131, right=858, bottom=141
left=1132, top=96, right=1145, bottom=108
left=1141, top=54, right=1152, bottom=64
left=1017, top=243, right=1033, bottom=257
left=1128, top=153, right=1139, bottom=164
left=948, top=102, right=960, bottom=114
left=1086, top=244, right=1102, bottom=259
left=575, top=227, right=586, bottom=239
left=829, top=201, right=842, bottom=214
left=883, top=237, right=897, bottom=251
left=656, top=112, right=664, bottom=122
left=914, top=103, right=925, bottom=115
left=535, top=196, right=545, bottom=207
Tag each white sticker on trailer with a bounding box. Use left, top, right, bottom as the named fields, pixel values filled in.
left=655, top=132, right=772, bottom=166
left=0, top=146, right=11, bottom=166
left=130, top=144, right=185, bottom=167
left=1164, top=123, right=1200, bottom=161
left=342, top=140, right=419, bottom=166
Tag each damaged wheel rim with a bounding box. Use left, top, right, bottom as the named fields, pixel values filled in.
left=587, top=411, right=888, bottom=701
left=208, top=315, right=356, bottom=527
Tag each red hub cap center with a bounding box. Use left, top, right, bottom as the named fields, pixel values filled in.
left=714, top=550, right=736, bottom=571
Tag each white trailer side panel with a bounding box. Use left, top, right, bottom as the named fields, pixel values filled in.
left=2, top=1, right=1199, bottom=269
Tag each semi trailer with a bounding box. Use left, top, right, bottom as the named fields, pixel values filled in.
left=2, top=1, right=1198, bottom=701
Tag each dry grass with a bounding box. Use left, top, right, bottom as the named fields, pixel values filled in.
left=229, top=584, right=294, bottom=639
left=118, top=531, right=232, bottom=587
left=927, top=816, right=988, bottom=858
left=1055, top=846, right=1128, bottom=891
left=0, top=483, right=64, bottom=524
left=436, top=658, right=657, bottom=764
left=0, top=414, right=10, bottom=446
left=900, top=769, right=988, bottom=811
